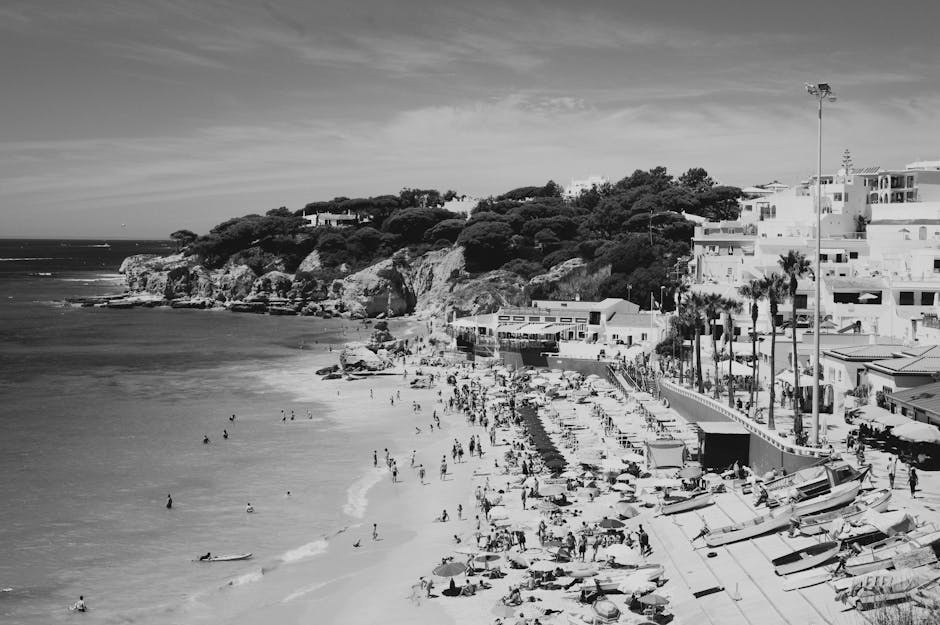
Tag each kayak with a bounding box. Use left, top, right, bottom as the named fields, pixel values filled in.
left=196, top=553, right=253, bottom=562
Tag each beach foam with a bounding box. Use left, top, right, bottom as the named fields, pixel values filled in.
left=343, top=469, right=385, bottom=519
left=279, top=538, right=329, bottom=564
left=225, top=568, right=266, bottom=588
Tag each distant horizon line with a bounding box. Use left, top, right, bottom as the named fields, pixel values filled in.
left=0, top=236, right=172, bottom=241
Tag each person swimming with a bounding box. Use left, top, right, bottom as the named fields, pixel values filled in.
left=166, top=494, right=172, bottom=509
left=70, top=595, right=87, bottom=612
left=223, top=429, right=228, bottom=439
left=203, top=434, right=210, bottom=444
left=246, top=503, right=254, bottom=513
left=199, top=552, right=211, bottom=561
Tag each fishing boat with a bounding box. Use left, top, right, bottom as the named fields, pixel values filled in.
left=772, top=541, right=841, bottom=576
left=704, top=505, right=794, bottom=547
left=660, top=491, right=713, bottom=516
left=843, top=529, right=940, bottom=576
left=782, top=567, right=833, bottom=591
left=572, top=564, right=665, bottom=594
left=791, top=482, right=862, bottom=519
left=764, top=461, right=868, bottom=503
left=797, top=488, right=891, bottom=536
left=836, top=568, right=940, bottom=611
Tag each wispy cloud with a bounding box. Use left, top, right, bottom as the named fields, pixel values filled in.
left=101, top=42, right=227, bottom=69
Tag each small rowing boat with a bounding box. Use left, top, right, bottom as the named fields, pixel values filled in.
left=797, top=488, right=891, bottom=536
left=196, top=553, right=253, bottom=562
left=660, top=491, right=713, bottom=516
left=704, top=505, right=794, bottom=547
left=772, top=541, right=841, bottom=576
left=844, top=529, right=940, bottom=576
left=791, top=482, right=861, bottom=519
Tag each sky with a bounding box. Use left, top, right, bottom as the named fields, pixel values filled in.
left=2, top=0, right=940, bottom=238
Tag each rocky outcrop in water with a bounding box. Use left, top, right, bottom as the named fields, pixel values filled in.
left=339, top=342, right=393, bottom=371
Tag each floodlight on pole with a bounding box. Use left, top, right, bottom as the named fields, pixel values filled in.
left=805, top=82, right=836, bottom=448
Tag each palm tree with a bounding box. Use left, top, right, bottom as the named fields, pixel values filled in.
left=779, top=251, right=812, bottom=437
left=723, top=297, right=744, bottom=408
left=684, top=294, right=708, bottom=394
left=699, top=293, right=727, bottom=398
left=737, top=280, right=763, bottom=411
left=757, top=274, right=788, bottom=430
left=671, top=305, right=697, bottom=386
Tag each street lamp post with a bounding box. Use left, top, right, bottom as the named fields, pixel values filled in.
left=627, top=284, right=633, bottom=303
left=805, top=82, right=837, bottom=448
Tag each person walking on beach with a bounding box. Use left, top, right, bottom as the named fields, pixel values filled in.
left=418, top=465, right=426, bottom=484
left=372, top=523, right=379, bottom=541
left=638, top=525, right=651, bottom=556
left=440, top=458, right=448, bottom=480
left=887, top=456, right=897, bottom=489
left=373, top=450, right=378, bottom=468
left=392, top=466, right=399, bottom=483
left=203, top=434, right=210, bottom=444
left=521, top=488, right=527, bottom=510
left=411, top=450, right=416, bottom=467
left=909, top=466, right=919, bottom=498
left=166, top=494, right=173, bottom=509
left=457, top=504, right=463, bottom=520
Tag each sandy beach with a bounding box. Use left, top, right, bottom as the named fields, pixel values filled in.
left=168, top=318, right=940, bottom=625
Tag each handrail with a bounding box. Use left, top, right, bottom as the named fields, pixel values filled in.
left=658, top=380, right=830, bottom=459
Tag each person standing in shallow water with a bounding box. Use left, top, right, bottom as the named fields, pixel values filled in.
left=166, top=494, right=172, bottom=509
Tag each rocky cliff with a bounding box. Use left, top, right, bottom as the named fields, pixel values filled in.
left=116, top=244, right=607, bottom=319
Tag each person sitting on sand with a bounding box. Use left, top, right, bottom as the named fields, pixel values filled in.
left=460, top=580, right=477, bottom=596
left=502, top=586, right=523, bottom=606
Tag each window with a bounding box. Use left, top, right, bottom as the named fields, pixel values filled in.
left=795, top=294, right=808, bottom=308
left=589, top=312, right=601, bottom=325
left=544, top=316, right=556, bottom=322
left=498, top=315, right=510, bottom=321
left=899, top=292, right=914, bottom=305
left=934, top=259, right=940, bottom=273
left=833, top=192, right=843, bottom=201
left=528, top=316, right=540, bottom=322
left=920, top=227, right=928, bottom=241
left=641, top=333, right=648, bottom=341
left=923, top=292, right=935, bottom=306
left=513, top=316, right=525, bottom=321
left=575, top=317, right=587, bottom=323
left=850, top=251, right=859, bottom=259
left=560, top=317, right=572, bottom=322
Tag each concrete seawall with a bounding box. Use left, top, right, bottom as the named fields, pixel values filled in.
left=659, top=383, right=824, bottom=475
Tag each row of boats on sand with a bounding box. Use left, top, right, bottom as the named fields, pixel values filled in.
left=664, top=459, right=940, bottom=612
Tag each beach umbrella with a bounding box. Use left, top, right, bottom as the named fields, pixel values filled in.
left=639, top=593, right=670, bottom=607
left=538, top=500, right=560, bottom=512
left=616, top=473, right=635, bottom=483
left=539, top=483, right=567, bottom=497
left=488, top=506, right=509, bottom=521
left=493, top=603, right=545, bottom=619
left=873, top=412, right=912, bottom=428
left=677, top=466, right=703, bottom=480
left=433, top=562, right=467, bottom=577
left=893, top=421, right=940, bottom=444
left=507, top=552, right=530, bottom=568
left=858, top=292, right=878, bottom=301
left=474, top=553, right=502, bottom=568
left=566, top=563, right=598, bottom=578
left=528, top=559, right=559, bottom=572
left=615, top=503, right=640, bottom=519
left=598, top=518, right=625, bottom=529
left=454, top=546, right=479, bottom=556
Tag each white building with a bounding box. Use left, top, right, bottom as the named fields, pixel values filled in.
left=563, top=175, right=609, bottom=199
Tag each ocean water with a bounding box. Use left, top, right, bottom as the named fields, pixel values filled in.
left=0, top=240, right=414, bottom=624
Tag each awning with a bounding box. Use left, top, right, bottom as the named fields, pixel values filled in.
left=697, top=422, right=749, bottom=435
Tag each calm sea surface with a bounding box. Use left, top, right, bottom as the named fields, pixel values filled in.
left=0, top=240, right=406, bottom=624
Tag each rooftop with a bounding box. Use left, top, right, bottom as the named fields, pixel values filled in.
left=867, top=355, right=940, bottom=375
left=887, top=380, right=940, bottom=416
left=823, top=343, right=905, bottom=361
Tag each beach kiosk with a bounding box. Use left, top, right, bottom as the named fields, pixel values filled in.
left=697, top=422, right=750, bottom=471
